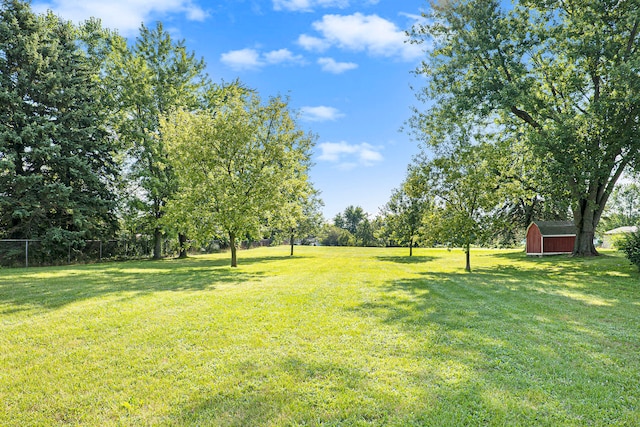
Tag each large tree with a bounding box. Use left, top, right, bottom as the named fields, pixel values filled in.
left=410, top=0, right=640, bottom=256
left=0, top=1, right=119, bottom=253
left=115, top=22, right=208, bottom=259
left=332, top=205, right=375, bottom=246
left=161, top=84, right=315, bottom=267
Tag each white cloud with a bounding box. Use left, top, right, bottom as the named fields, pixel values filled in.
left=358, top=145, right=384, bottom=164
left=264, top=48, right=305, bottom=65
left=221, top=48, right=263, bottom=70
left=317, top=57, right=358, bottom=74
left=299, top=13, right=422, bottom=61
left=221, top=48, right=304, bottom=70
left=32, top=0, right=208, bottom=37
left=273, top=0, right=349, bottom=12
left=399, top=12, right=425, bottom=22
left=300, top=106, right=345, bottom=122
left=272, top=0, right=380, bottom=12
left=318, top=141, right=384, bottom=168
left=297, top=34, right=331, bottom=52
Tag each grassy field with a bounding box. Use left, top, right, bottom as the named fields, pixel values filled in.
left=1, top=246, right=639, bottom=426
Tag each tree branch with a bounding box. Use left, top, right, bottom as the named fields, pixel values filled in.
left=510, top=106, right=541, bottom=129
left=591, top=68, right=600, bottom=104
left=625, top=19, right=639, bottom=59
left=598, top=157, right=628, bottom=210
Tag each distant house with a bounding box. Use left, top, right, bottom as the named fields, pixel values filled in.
left=526, top=221, right=576, bottom=255
left=602, top=226, right=638, bottom=249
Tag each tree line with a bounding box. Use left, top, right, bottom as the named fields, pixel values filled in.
left=0, top=0, right=318, bottom=267
left=396, top=0, right=639, bottom=269
left=3, top=0, right=639, bottom=270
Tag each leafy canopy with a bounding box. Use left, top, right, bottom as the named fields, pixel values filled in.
left=161, top=83, right=315, bottom=266
left=379, top=177, right=430, bottom=256
left=113, top=22, right=208, bottom=258
left=409, top=0, right=640, bottom=255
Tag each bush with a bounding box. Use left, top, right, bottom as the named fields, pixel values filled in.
left=319, top=225, right=355, bottom=246
left=619, top=230, right=640, bottom=270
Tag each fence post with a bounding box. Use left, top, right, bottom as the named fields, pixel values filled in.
left=68, top=242, right=71, bottom=264
left=99, top=241, right=102, bottom=262
left=25, top=240, right=29, bottom=268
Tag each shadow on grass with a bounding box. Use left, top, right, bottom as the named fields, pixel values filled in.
left=132, top=253, right=304, bottom=269
left=490, top=248, right=629, bottom=265
left=0, top=255, right=298, bottom=312
left=474, top=250, right=636, bottom=283
left=172, top=356, right=401, bottom=425
left=376, top=255, right=435, bottom=264
left=346, top=266, right=640, bottom=424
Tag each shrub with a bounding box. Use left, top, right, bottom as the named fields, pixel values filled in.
left=619, top=230, right=640, bottom=270
left=319, top=225, right=355, bottom=246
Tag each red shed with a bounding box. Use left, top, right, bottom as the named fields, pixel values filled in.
left=526, top=221, right=576, bottom=255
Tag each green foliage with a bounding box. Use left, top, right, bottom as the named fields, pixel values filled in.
left=161, top=83, right=315, bottom=266
left=0, top=1, right=119, bottom=249
left=410, top=0, right=640, bottom=255
left=619, top=230, right=640, bottom=270
left=332, top=205, right=380, bottom=246
left=113, top=22, right=209, bottom=258
left=279, top=191, right=324, bottom=255
left=333, top=205, right=366, bottom=235
left=599, top=182, right=640, bottom=232
left=489, top=137, right=571, bottom=246
left=379, top=177, right=431, bottom=255
left=354, top=218, right=377, bottom=247
left=410, top=122, right=501, bottom=271
left=319, top=224, right=355, bottom=246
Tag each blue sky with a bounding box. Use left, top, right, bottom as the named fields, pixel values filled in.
left=32, top=0, right=428, bottom=220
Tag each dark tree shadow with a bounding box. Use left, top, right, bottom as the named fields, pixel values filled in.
left=171, top=356, right=389, bottom=426
left=344, top=263, right=640, bottom=425
left=0, top=255, right=301, bottom=312
left=376, top=255, right=435, bottom=264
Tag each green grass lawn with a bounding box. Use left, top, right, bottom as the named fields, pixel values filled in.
left=1, top=246, right=639, bottom=426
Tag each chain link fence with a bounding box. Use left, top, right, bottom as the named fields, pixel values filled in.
left=0, top=237, right=275, bottom=268
left=0, top=238, right=154, bottom=268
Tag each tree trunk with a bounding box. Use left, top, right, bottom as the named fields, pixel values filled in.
left=229, top=231, right=237, bottom=267
left=465, top=243, right=471, bottom=272
left=521, top=196, right=538, bottom=228
left=409, top=238, right=413, bottom=257
left=575, top=228, right=597, bottom=256
left=290, top=232, right=295, bottom=256
left=153, top=227, right=162, bottom=260
left=573, top=198, right=599, bottom=256
left=178, top=233, right=188, bottom=259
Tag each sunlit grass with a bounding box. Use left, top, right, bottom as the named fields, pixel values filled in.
left=1, top=246, right=639, bottom=426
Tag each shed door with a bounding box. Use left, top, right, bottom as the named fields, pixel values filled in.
left=526, top=225, right=542, bottom=254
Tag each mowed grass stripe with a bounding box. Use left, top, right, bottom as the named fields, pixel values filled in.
left=0, top=246, right=638, bottom=426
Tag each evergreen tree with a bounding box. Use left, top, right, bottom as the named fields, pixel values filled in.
left=0, top=1, right=118, bottom=255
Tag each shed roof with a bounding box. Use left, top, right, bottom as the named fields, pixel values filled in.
left=605, top=226, right=638, bottom=235
left=532, top=221, right=577, bottom=236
